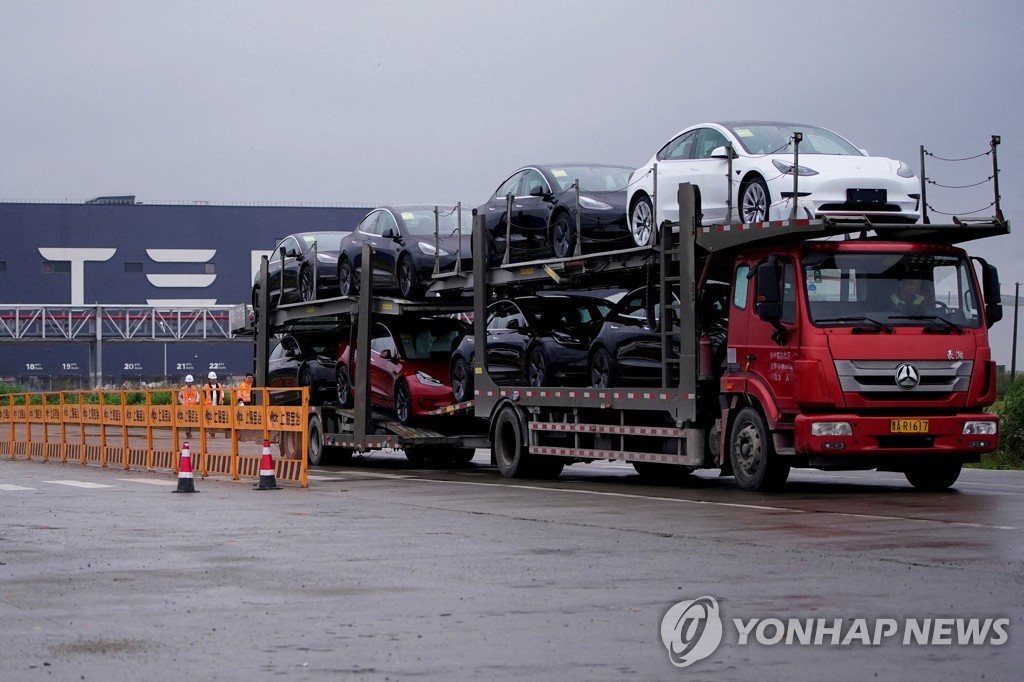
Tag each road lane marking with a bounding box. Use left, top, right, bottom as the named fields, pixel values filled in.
left=43, top=480, right=115, bottom=489
left=117, top=478, right=178, bottom=486
left=340, top=473, right=1018, bottom=531
left=0, top=483, right=35, bottom=491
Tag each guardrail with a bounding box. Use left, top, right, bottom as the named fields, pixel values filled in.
left=0, top=388, right=310, bottom=487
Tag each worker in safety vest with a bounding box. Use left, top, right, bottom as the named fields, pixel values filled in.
left=236, top=372, right=254, bottom=406
left=203, top=371, right=224, bottom=406
left=891, top=278, right=926, bottom=308
left=179, top=374, right=199, bottom=438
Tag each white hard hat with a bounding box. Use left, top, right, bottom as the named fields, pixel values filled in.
left=185, top=374, right=194, bottom=383
left=208, top=371, right=217, bottom=380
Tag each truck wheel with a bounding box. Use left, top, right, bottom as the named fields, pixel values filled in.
left=451, top=355, right=473, bottom=403
left=729, top=406, right=789, bottom=491
left=493, top=404, right=528, bottom=478
left=904, top=462, right=962, bottom=491
left=552, top=212, right=575, bottom=258
left=280, top=431, right=302, bottom=460
left=308, top=413, right=352, bottom=466
left=629, top=195, right=655, bottom=247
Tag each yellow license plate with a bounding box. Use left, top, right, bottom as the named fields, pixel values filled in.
left=890, top=419, right=929, bottom=434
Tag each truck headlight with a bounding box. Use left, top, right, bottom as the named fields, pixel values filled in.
left=810, top=422, right=853, bottom=436
left=962, top=421, right=997, bottom=435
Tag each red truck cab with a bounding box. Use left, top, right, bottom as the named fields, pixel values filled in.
left=719, top=238, right=1002, bottom=490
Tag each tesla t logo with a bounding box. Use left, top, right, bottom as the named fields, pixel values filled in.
left=895, top=363, right=921, bottom=391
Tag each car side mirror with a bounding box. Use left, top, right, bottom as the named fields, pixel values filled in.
left=710, top=145, right=737, bottom=159
left=279, top=246, right=287, bottom=259
left=380, top=348, right=393, bottom=360
left=529, top=184, right=547, bottom=197
left=506, top=319, right=520, bottom=330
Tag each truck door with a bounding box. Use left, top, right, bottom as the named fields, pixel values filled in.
left=731, top=259, right=798, bottom=406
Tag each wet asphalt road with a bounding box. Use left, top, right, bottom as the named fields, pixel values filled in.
left=1, top=453, right=1022, bottom=681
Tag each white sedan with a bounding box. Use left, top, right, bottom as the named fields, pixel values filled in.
left=625, top=121, right=921, bottom=246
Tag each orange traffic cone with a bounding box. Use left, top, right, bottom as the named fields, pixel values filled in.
left=173, top=442, right=198, bottom=493
left=254, top=439, right=281, bottom=490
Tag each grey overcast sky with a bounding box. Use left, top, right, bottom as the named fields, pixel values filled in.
left=2, top=0, right=1024, bottom=361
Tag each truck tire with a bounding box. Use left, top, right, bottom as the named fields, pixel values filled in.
left=307, top=413, right=352, bottom=466
left=729, top=406, right=789, bottom=491
left=904, top=462, right=962, bottom=491
left=492, top=404, right=564, bottom=478
left=493, top=404, right=529, bottom=478
left=280, top=431, right=302, bottom=460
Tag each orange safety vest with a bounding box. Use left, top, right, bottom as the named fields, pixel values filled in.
left=179, top=386, right=199, bottom=405
left=236, top=380, right=252, bottom=404
left=203, top=382, right=223, bottom=406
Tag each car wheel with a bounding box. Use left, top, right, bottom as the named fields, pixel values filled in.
left=298, top=365, right=319, bottom=405
left=589, top=348, right=614, bottom=388
left=739, top=176, right=770, bottom=224
left=451, top=355, right=473, bottom=403
left=904, top=462, right=962, bottom=491
left=729, top=406, right=790, bottom=491
left=629, top=195, right=655, bottom=247
left=527, top=346, right=549, bottom=387
left=299, top=265, right=316, bottom=302
left=335, top=364, right=353, bottom=408
left=397, top=254, right=419, bottom=299
left=395, top=380, right=413, bottom=424
left=338, top=257, right=357, bottom=297
left=552, top=212, right=575, bottom=259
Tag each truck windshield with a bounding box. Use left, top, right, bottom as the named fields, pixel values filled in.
left=801, top=251, right=982, bottom=330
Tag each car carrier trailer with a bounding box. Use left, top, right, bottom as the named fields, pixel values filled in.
left=251, top=180, right=1007, bottom=492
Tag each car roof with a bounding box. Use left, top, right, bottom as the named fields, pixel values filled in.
left=713, top=120, right=825, bottom=130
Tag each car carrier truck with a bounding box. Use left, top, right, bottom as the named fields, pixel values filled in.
left=250, top=179, right=1007, bottom=492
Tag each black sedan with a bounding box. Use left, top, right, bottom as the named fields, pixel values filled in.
left=267, top=333, right=340, bottom=406
left=252, top=231, right=348, bottom=314
left=477, top=163, right=635, bottom=265
left=449, top=295, right=611, bottom=402
left=336, top=205, right=473, bottom=300
left=588, top=286, right=680, bottom=388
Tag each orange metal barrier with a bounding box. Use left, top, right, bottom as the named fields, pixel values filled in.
left=0, top=388, right=309, bottom=487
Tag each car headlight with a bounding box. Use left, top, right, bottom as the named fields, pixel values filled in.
left=415, top=371, right=444, bottom=387
left=772, top=159, right=819, bottom=176
left=578, top=195, right=614, bottom=210
left=962, top=421, right=997, bottom=435
left=551, top=330, right=583, bottom=347
left=896, top=161, right=916, bottom=178
left=810, top=422, right=853, bottom=436
left=417, top=241, right=450, bottom=257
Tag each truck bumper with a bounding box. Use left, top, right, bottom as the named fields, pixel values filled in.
left=793, top=413, right=998, bottom=459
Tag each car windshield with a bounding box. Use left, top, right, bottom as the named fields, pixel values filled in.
left=547, top=165, right=634, bottom=193
left=726, top=123, right=863, bottom=156
left=518, top=297, right=611, bottom=327
left=300, top=233, right=347, bottom=251
left=398, top=208, right=475, bottom=237
left=395, top=320, right=467, bottom=360
left=802, top=251, right=982, bottom=329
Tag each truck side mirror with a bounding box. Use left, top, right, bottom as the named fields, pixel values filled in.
left=977, top=258, right=1003, bottom=327
left=755, top=257, right=783, bottom=323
